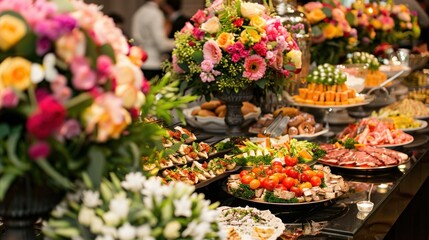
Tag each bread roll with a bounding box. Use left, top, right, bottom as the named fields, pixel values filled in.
left=197, top=109, right=216, bottom=117
left=215, top=105, right=226, bottom=115
left=201, top=100, right=222, bottom=110
left=241, top=101, right=256, bottom=115
left=191, top=109, right=200, bottom=116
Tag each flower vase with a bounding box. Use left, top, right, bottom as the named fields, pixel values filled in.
left=0, top=176, right=64, bottom=239
left=217, top=87, right=254, bottom=136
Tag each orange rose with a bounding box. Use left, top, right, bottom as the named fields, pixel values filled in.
left=0, top=14, right=27, bottom=51
left=216, top=32, right=235, bottom=50
left=0, top=57, right=32, bottom=91
left=307, top=9, right=326, bottom=24
left=323, top=24, right=337, bottom=39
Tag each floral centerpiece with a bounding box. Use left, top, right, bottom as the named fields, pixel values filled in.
left=300, top=0, right=358, bottom=64
left=43, top=172, right=224, bottom=240
left=170, top=0, right=302, bottom=98
left=348, top=2, right=420, bottom=52
left=0, top=0, right=194, bottom=204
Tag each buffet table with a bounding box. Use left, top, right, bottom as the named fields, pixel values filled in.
left=195, top=124, right=429, bottom=240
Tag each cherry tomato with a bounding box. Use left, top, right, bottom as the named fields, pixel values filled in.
left=287, top=168, right=299, bottom=179
left=258, top=177, right=268, bottom=188
left=282, top=166, right=292, bottom=174
left=252, top=167, right=263, bottom=175
left=265, top=179, right=276, bottom=191
left=273, top=173, right=286, bottom=183
left=268, top=175, right=280, bottom=185
left=272, top=165, right=283, bottom=173
left=290, top=186, right=303, bottom=197
left=304, top=170, right=316, bottom=178
left=241, top=175, right=254, bottom=184
left=300, top=172, right=309, bottom=182
left=282, top=177, right=296, bottom=190
left=298, top=182, right=312, bottom=189
left=310, top=176, right=322, bottom=187
left=249, top=179, right=261, bottom=189
left=316, top=170, right=324, bottom=179
left=301, top=164, right=311, bottom=171
left=239, top=170, right=249, bottom=178
left=265, top=169, right=274, bottom=176
left=285, top=155, right=298, bottom=166
left=272, top=161, right=283, bottom=167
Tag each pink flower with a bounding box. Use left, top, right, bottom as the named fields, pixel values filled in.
left=207, top=0, right=224, bottom=12
left=71, top=57, right=97, bottom=90
left=172, top=55, right=185, bottom=73
left=92, top=15, right=129, bottom=55
left=332, top=8, right=345, bottom=22
left=233, top=18, right=244, bottom=27
left=243, top=55, right=266, bottom=81
left=192, top=27, right=205, bottom=40
left=97, top=55, right=113, bottom=79
left=1, top=88, right=19, bottom=108
left=191, top=10, right=207, bottom=26
left=28, top=141, right=51, bottom=160
left=50, top=75, right=72, bottom=103
left=36, top=37, right=52, bottom=56
left=203, top=40, right=222, bottom=64
left=268, top=50, right=283, bottom=70
left=200, top=72, right=215, bottom=82
left=379, top=16, right=394, bottom=31
left=59, top=119, right=81, bottom=139
left=231, top=54, right=241, bottom=63
left=27, top=96, right=66, bottom=139
left=201, top=60, right=214, bottom=72
left=141, top=78, right=150, bottom=94
left=252, top=42, right=267, bottom=57
left=181, top=22, right=194, bottom=34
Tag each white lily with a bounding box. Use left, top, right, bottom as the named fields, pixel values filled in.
left=82, top=190, right=102, bottom=208
left=121, top=172, right=146, bottom=192
left=30, top=53, right=58, bottom=83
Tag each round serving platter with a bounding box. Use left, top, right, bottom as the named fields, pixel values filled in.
left=285, top=93, right=375, bottom=109
left=317, top=157, right=410, bottom=172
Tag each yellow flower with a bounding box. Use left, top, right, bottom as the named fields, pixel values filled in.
left=348, top=37, right=357, bottom=46
left=369, top=29, right=376, bottom=39
left=56, top=29, right=86, bottom=63
left=307, top=9, right=326, bottom=24
left=334, top=26, right=344, bottom=38
left=0, top=14, right=27, bottom=51
left=0, top=57, right=32, bottom=91
left=249, top=15, right=266, bottom=32
left=239, top=29, right=261, bottom=44
left=323, top=24, right=337, bottom=39
left=113, top=55, right=145, bottom=108
left=115, top=83, right=145, bottom=109
left=201, top=16, right=221, bottom=34
left=216, top=32, right=235, bottom=50
left=241, top=2, right=266, bottom=18
left=371, top=19, right=382, bottom=30
left=287, top=49, right=302, bottom=69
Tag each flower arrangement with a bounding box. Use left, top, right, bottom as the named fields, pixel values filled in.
left=0, top=0, right=195, bottom=200
left=170, top=0, right=302, bottom=98
left=348, top=2, right=420, bottom=52
left=43, top=172, right=224, bottom=240
left=300, top=0, right=358, bottom=65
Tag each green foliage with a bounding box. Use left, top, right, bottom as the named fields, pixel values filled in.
left=231, top=183, right=255, bottom=199
left=264, top=191, right=298, bottom=203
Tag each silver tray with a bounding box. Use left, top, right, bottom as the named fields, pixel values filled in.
left=317, top=158, right=410, bottom=171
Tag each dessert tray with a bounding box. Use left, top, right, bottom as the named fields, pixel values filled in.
left=285, top=93, right=375, bottom=109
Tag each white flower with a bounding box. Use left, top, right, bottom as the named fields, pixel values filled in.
left=241, top=2, right=266, bottom=18
left=117, top=223, right=136, bottom=240
left=78, top=207, right=95, bottom=226
left=182, top=221, right=211, bottom=240
left=103, top=211, right=121, bottom=227
left=109, top=193, right=130, bottom=219
left=90, top=216, right=104, bottom=234
left=82, top=190, right=102, bottom=208
left=66, top=190, right=82, bottom=203
left=199, top=203, right=219, bottom=223
left=72, top=236, right=84, bottom=240
left=95, top=235, right=114, bottom=240
left=163, top=221, right=182, bottom=239
left=30, top=53, right=58, bottom=83
left=141, top=177, right=165, bottom=204
left=51, top=201, right=67, bottom=218
left=101, top=226, right=117, bottom=238
left=173, top=195, right=192, bottom=217
left=136, top=224, right=154, bottom=239
left=169, top=181, right=194, bottom=199
left=201, top=16, right=221, bottom=34
left=121, top=172, right=146, bottom=192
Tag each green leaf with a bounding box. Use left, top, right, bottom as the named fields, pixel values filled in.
left=14, top=32, right=37, bottom=59
left=99, top=44, right=116, bottom=63
left=0, top=124, right=10, bottom=139
left=283, top=64, right=296, bottom=71
left=0, top=173, right=17, bottom=201
left=87, top=146, right=106, bottom=189
left=36, top=158, right=73, bottom=189
left=192, top=51, right=204, bottom=64
left=312, top=26, right=322, bottom=38
left=50, top=0, right=75, bottom=13
left=255, top=78, right=267, bottom=89
left=6, top=127, right=29, bottom=170
left=346, top=12, right=355, bottom=26
left=83, top=31, right=98, bottom=68
left=322, top=7, right=332, bottom=18
left=65, top=93, right=93, bottom=118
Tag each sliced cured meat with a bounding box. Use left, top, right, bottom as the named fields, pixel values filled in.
left=360, top=146, right=408, bottom=164
left=320, top=144, right=337, bottom=152
left=353, top=151, right=382, bottom=167
left=338, top=151, right=356, bottom=166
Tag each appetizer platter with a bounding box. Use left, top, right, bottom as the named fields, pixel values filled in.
left=183, top=100, right=261, bottom=132
left=286, top=92, right=374, bottom=109
left=217, top=206, right=285, bottom=240
left=248, top=107, right=326, bottom=138
left=160, top=157, right=240, bottom=189
left=337, top=117, right=414, bottom=147
left=225, top=161, right=349, bottom=206
left=370, top=112, right=428, bottom=132
left=318, top=140, right=409, bottom=170
left=378, top=98, right=429, bottom=119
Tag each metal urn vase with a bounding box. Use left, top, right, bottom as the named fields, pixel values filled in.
left=217, top=87, right=254, bottom=136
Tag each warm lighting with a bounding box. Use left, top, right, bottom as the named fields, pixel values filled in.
left=367, top=7, right=373, bottom=14
left=357, top=200, right=374, bottom=213
left=398, top=164, right=407, bottom=173
left=377, top=184, right=389, bottom=194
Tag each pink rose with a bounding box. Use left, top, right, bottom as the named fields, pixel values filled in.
left=59, top=119, right=82, bottom=139
left=191, top=10, right=207, bottom=26
left=201, top=60, right=214, bottom=72
left=304, top=2, right=323, bottom=12
left=181, top=22, right=194, bottom=34
left=332, top=8, right=345, bottom=22
left=28, top=141, right=51, bottom=160
left=1, top=88, right=19, bottom=108
left=27, top=96, right=66, bottom=139
left=172, top=55, right=185, bottom=73
left=71, top=56, right=97, bottom=90
left=203, top=40, right=222, bottom=64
